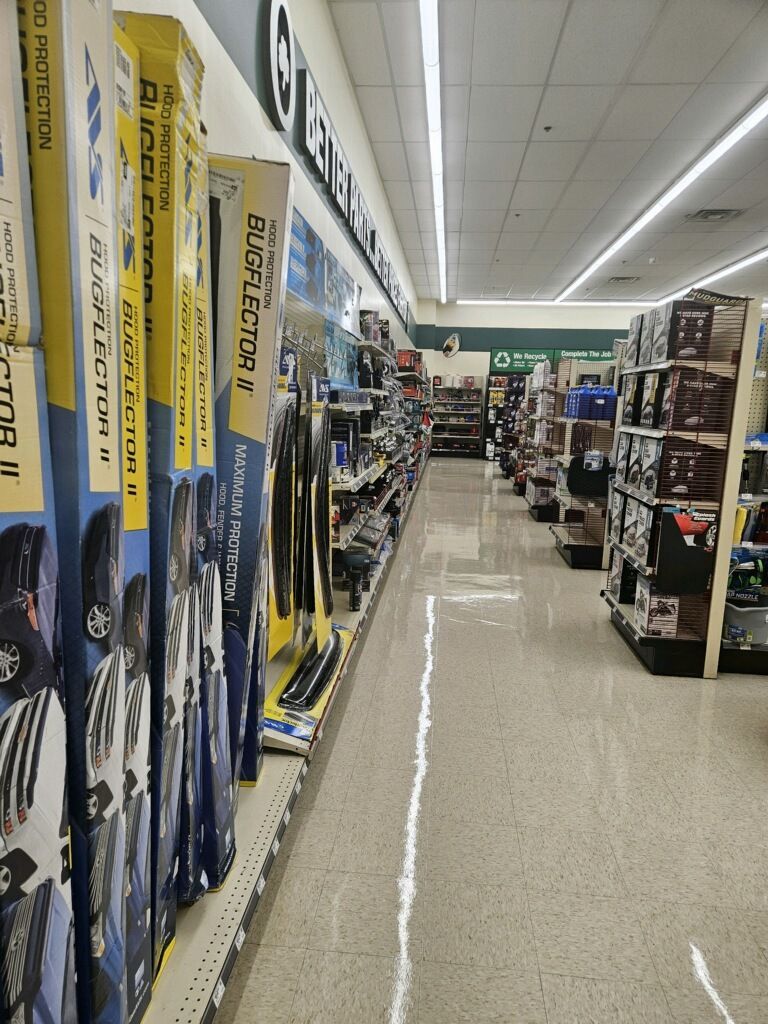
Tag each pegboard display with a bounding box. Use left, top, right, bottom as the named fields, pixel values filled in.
left=745, top=318, right=768, bottom=435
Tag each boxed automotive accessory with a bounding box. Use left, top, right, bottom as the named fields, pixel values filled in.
left=633, top=502, right=656, bottom=565
left=624, top=433, right=644, bottom=489
left=119, top=8, right=204, bottom=978
left=659, top=437, right=726, bottom=501
left=19, top=0, right=128, bottom=1018
left=658, top=367, right=734, bottom=433
left=0, top=3, right=40, bottom=346
left=0, top=344, right=76, bottom=1024
left=360, top=310, right=380, bottom=344
left=655, top=509, right=717, bottom=595
left=625, top=314, right=642, bottom=367
left=621, top=376, right=641, bottom=425
left=614, top=431, right=630, bottom=482
left=208, top=155, right=293, bottom=784
left=607, top=548, right=638, bottom=604
left=634, top=577, right=679, bottom=638
left=640, top=373, right=663, bottom=426
left=639, top=436, right=663, bottom=497
left=113, top=26, right=152, bottom=1022
left=638, top=313, right=655, bottom=365
left=650, top=299, right=713, bottom=363
left=188, top=155, right=235, bottom=894
left=268, top=387, right=297, bottom=661
left=622, top=497, right=641, bottom=555
left=609, top=487, right=624, bottom=544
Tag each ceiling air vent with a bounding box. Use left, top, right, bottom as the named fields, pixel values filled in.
left=685, top=209, right=743, bottom=223
left=606, top=276, right=640, bottom=284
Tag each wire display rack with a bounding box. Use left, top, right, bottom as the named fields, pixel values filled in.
left=604, top=289, right=750, bottom=675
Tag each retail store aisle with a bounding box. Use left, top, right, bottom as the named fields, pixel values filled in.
left=219, top=459, right=768, bottom=1024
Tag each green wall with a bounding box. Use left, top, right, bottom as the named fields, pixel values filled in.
left=415, top=324, right=627, bottom=351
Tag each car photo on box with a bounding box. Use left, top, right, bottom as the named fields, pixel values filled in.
left=0, top=689, right=68, bottom=904
left=1, top=876, right=77, bottom=1024
left=196, top=473, right=216, bottom=568
left=0, top=523, right=61, bottom=711
left=88, top=811, right=126, bottom=1022
left=82, top=503, right=124, bottom=647
left=169, top=479, right=193, bottom=594
left=123, top=573, right=149, bottom=680
left=85, top=651, right=125, bottom=829
left=124, top=788, right=151, bottom=988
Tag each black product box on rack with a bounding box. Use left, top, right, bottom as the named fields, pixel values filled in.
left=0, top=344, right=77, bottom=1022
left=638, top=314, right=655, bottom=365
left=622, top=497, right=641, bottom=554
left=608, top=548, right=638, bottom=604
left=655, top=508, right=717, bottom=595
left=651, top=300, right=714, bottom=363
left=635, top=577, right=679, bottom=637
left=640, top=373, right=664, bottom=427
left=610, top=487, right=625, bottom=543
left=659, top=438, right=726, bottom=501
left=634, top=502, right=657, bottom=565
left=625, top=314, right=642, bottom=367
left=622, top=376, right=641, bottom=425
left=658, top=367, right=734, bottom=433
left=615, top=432, right=631, bottom=482
left=20, top=1, right=128, bottom=1017
left=625, top=434, right=644, bottom=488
left=640, top=436, right=663, bottom=497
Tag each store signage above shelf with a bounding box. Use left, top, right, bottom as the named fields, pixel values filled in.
left=263, top=0, right=409, bottom=325
left=490, top=347, right=616, bottom=372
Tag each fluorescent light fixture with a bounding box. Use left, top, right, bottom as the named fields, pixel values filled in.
left=457, top=299, right=654, bottom=307
left=656, top=245, right=768, bottom=304
left=556, top=89, right=768, bottom=302
left=419, top=0, right=446, bottom=304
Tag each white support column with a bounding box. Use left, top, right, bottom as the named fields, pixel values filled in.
left=703, top=296, right=764, bottom=678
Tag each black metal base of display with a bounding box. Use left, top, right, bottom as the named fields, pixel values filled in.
left=432, top=448, right=481, bottom=458
left=719, top=645, right=768, bottom=674
left=528, top=503, right=557, bottom=522
left=610, top=608, right=706, bottom=676
left=552, top=532, right=603, bottom=569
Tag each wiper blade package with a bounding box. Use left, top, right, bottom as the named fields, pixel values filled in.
left=118, top=11, right=204, bottom=978
left=18, top=1, right=127, bottom=1019
left=209, top=156, right=293, bottom=785
left=0, top=343, right=75, bottom=1024
left=114, top=27, right=152, bottom=1023
left=0, top=2, right=40, bottom=346
left=188, top=155, right=235, bottom=892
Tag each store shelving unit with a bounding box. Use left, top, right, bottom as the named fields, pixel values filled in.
left=495, top=374, right=529, bottom=482
left=602, top=292, right=761, bottom=677
left=524, top=363, right=558, bottom=520
left=431, top=383, right=483, bottom=456
left=482, top=381, right=505, bottom=459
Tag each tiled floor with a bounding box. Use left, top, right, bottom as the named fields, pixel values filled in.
left=218, top=459, right=768, bottom=1023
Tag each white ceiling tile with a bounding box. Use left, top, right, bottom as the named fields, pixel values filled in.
left=441, top=0, right=474, bottom=85
left=630, top=0, right=764, bottom=85
left=468, top=86, right=543, bottom=142
left=405, top=142, right=431, bottom=181
left=533, top=86, right=616, bottom=141
left=496, top=232, right=540, bottom=251
left=331, top=3, right=391, bottom=86
left=416, top=208, right=435, bottom=231
left=661, top=82, right=768, bottom=142
left=700, top=139, right=768, bottom=182
left=602, top=179, right=667, bottom=211
left=446, top=181, right=464, bottom=210
left=627, top=138, right=705, bottom=181
left=459, top=250, right=496, bottom=265
left=544, top=207, right=598, bottom=233
left=446, top=209, right=463, bottom=231
left=372, top=142, right=410, bottom=181
left=464, top=142, right=526, bottom=182
left=708, top=6, right=768, bottom=84
left=599, top=85, right=697, bottom=141
left=558, top=179, right=618, bottom=210
left=550, top=0, right=664, bottom=85
left=445, top=141, right=467, bottom=182
left=403, top=247, right=424, bottom=260
left=534, top=231, right=580, bottom=251
left=396, top=86, right=428, bottom=141
left=462, top=181, right=514, bottom=210
left=460, top=231, right=501, bottom=250
left=380, top=2, right=422, bottom=87
left=443, top=86, right=470, bottom=143
left=357, top=87, right=401, bottom=141
left=519, top=141, right=589, bottom=181
left=501, top=210, right=551, bottom=232
left=509, top=181, right=566, bottom=210
left=461, top=209, right=508, bottom=231
left=575, top=141, right=651, bottom=181
left=386, top=180, right=415, bottom=211
left=471, top=0, right=568, bottom=85
left=410, top=180, right=434, bottom=209
left=398, top=231, right=423, bottom=249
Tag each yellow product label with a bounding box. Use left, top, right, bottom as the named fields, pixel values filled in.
left=17, top=0, right=75, bottom=405
left=115, top=27, right=148, bottom=531
left=208, top=155, right=292, bottom=443
left=0, top=343, right=44, bottom=513
left=0, top=5, right=38, bottom=346
left=195, top=157, right=214, bottom=467
left=120, top=13, right=203, bottom=473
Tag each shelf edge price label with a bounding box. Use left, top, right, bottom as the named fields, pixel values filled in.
left=235, top=927, right=246, bottom=951
left=256, top=875, right=266, bottom=896
left=213, top=980, right=226, bottom=1008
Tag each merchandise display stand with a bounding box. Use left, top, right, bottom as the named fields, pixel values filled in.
left=483, top=381, right=505, bottom=459
left=524, top=363, right=558, bottom=521
left=432, top=382, right=484, bottom=456
left=602, top=291, right=761, bottom=678
left=496, top=374, right=529, bottom=483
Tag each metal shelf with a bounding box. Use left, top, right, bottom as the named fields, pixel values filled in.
left=332, top=462, right=386, bottom=492
left=613, top=478, right=720, bottom=510
left=333, top=516, right=368, bottom=551
left=609, top=537, right=654, bottom=576
left=395, top=370, right=429, bottom=386
left=432, top=433, right=481, bottom=441
left=329, top=402, right=373, bottom=412
left=361, top=425, right=390, bottom=440
left=433, top=400, right=482, bottom=407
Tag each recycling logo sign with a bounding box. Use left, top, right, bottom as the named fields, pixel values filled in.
left=493, top=351, right=511, bottom=369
